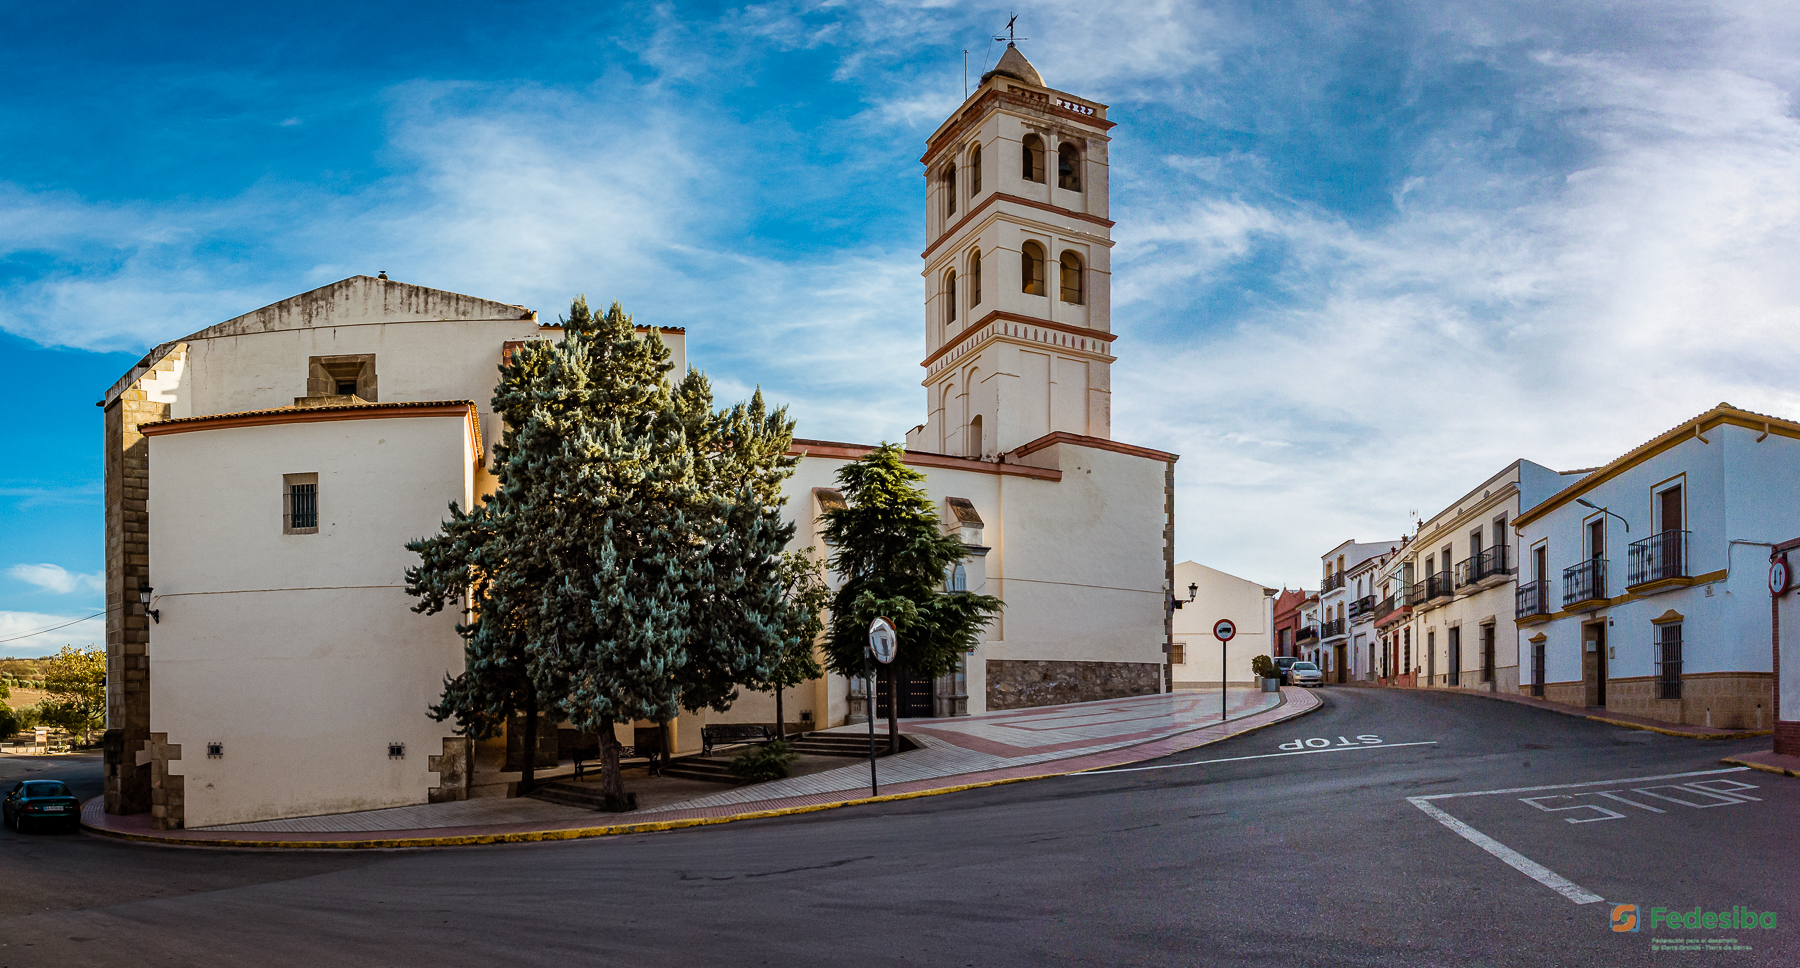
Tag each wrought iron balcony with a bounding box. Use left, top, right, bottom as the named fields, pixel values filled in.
left=1455, top=546, right=1510, bottom=587
left=1629, top=530, right=1690, bottom=586
left=1295, top=624, right=1319, bottom=642
left=1425, top=570, right=1455, bottom=601
left=1348, top=595, right=1377, bottom=619
left=1320, top=618, right=1345, bottom=639
left=1562, top=558, right=1609, bottom=607
left=1515, top=580, right=1549, bottom=618
left=1323, top=572, right=1346, bottom=593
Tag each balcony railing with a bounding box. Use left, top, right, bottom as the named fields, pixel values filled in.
left=1562, top=558, right=1609, bottom=607
left=1629, top=530, right=1690, bottom=586
left=1425, top=570, right=1455, bottom=601
left=1515, top=580, right=1549, bottom=618
left=1320, top=618, right=1345, bottom=639
left=1455, top=545, right=1510, bottom=587
left=1323, top=572, right=1346, bottom=593
left=1295, top=624, right=1319, bottom=642
left=1348, top=595, right=1377, bottom=619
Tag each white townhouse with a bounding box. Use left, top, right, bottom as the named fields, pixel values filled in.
left=1371, top=544, right=1416, bottom=684
left=1345, top=551, right=1390, bottom=682
left=1396, top=460, right=1588, bottom=693
left=1318, top=539, right=1400, bottom=684
left=1513, top=404, right=1800, bottom=729
left=1171, top=561, right=1277, bottom=687
left=1769, top=536, right=1800, bottom=755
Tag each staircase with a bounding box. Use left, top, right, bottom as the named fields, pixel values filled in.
left=786, top=732, right=912, bottom=758
left=527, top=779, right=636, bottom=810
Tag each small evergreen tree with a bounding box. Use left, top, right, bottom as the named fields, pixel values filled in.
left=819, top=444, right=1001, bottom=752
left=741, top=549, right=829, bottom=740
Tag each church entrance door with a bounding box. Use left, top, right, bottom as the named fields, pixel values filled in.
left=876, top=668, right=937, bottom=719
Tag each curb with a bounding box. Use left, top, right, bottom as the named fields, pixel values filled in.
left=82, top=691, right=1322, bottom=851
left=1427, top=685, right=1772, bottom=741
left=1720, top=756, right=1800, bottom=779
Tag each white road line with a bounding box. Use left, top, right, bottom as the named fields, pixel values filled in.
left=1080, top=741, right=1440, bottom=775
left=1404, top=767, right=1751, bottom=907
left=1407, top=797, right=1606, bottom=905
left=1409, top=767, right=1748, bottom=801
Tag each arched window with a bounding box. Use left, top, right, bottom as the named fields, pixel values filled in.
left=1057, top=143, right=1081, bottom=191
left=968, top=143, right=982, bottom=195
left=1020, top=241, right=1046, bottom=296
left=946, top=563, right=968, bottom=593
left=967, top=414, right=983, bottom=459
left=1059, top=251, right=1083, bottom=304
left=969, top=249, right=982, bottom=307
left=943, top=164, right=957, bottom=218
left=1021, top=134, right=1045, bottom=183
left=945, top=269, right=958, bottom=324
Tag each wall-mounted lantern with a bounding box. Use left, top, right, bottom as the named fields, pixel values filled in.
left=138, top=582, right=160, bottom=624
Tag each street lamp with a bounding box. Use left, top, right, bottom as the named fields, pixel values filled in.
left=1171, top=582, right=1197, bottom=610
left=138, top=582, right=160, bottom=624
left=1575, top=498, right=1630, bottom=533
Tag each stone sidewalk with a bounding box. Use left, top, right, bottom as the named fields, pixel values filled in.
left=1412, top=683, right=1774, bottom=739
left=81, top=686, right=1320, bottom=849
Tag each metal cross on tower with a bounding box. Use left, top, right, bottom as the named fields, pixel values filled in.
left=994, top=13, right=1026, bottom=45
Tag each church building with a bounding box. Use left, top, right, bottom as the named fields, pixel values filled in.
left=98, top=44, right=1177, bottom=829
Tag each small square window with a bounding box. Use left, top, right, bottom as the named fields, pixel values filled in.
left=1170, top=641, right=1186, bottom=665
left=284, top=473, right=319, bottom=534
left=388, top=742, right=406, bottom=759
left=206, top=742, right=223, bottom=759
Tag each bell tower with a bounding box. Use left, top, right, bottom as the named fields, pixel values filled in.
left=908, top=42, right=1116, bottom=459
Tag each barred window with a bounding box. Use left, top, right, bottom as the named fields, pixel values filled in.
left=1656, top=622, right=1683, bottom=699
left=284, top=473, right=319, bottom=534
left=1170, top=641, right=1185, bottom=665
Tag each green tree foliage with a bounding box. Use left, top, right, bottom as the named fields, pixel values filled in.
left=741, top=549, right=829, bottom=740
left=1251, top=655, right=1276, bottom=680
left=726, top=739, right=800, bottom=781
left=0, top=703, right=20, bottom=740
left=40, top=644, right=105, bottom=744
left=819, top=444, right=1002, bottom=751
left=409, top=298, right=801, bottom=808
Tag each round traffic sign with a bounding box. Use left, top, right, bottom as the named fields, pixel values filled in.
left=1212, top=619, right=1236, bottom=642
left=868, top=617, right=897, bottom=664
left=1771, top=557, right=1790, bottom=597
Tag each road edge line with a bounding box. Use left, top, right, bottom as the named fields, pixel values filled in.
left=1720, top=755, right=1800, bottom=779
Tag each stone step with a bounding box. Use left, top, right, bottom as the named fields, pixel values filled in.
left=656, top=758, right=742, bottom=784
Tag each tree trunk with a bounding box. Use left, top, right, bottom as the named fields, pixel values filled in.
left=596, top=715, right=633, bottom=811
left=774, top=685, right=786, bottom=742
left=657, top=718, right=673, bottom=775
left=886, top=664, right=900, bottom=755
left=518, top=688, right=539, bottom=795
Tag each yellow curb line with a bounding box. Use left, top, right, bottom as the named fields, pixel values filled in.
left=82, top=692, right=1324, bottom=851
left=1720, top=756, right=1800, bottom=779
left=1581, top=715, right=1772, bottom=741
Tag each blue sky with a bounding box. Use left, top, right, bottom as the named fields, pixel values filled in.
left=7, top=0, right=1800, bottom=654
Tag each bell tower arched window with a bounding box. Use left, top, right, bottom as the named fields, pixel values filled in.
left=969, top=249, right=982, bottom=307
left=1020, top=241, right=1046, bottom=296
left=1059, top=251, right=1083, bottom=304
left=968, top=143, right=982, bottom=196
left=1057, top=143, right=1082, bottom=191
left=968, top=414, right=984, bottom=459
left=942, top=164, right=957, bottom=218
left=1022, top=134, right=1045, bottom=183
left=945, top=269, right=958, bottom=325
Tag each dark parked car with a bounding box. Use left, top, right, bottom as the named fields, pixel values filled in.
left=4, top=780, right=80, bottom=833
left=1274, top=656, right=1299, bottom=683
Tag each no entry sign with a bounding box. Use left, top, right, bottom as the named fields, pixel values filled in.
left=1213, top=619, right=1237, bottom=643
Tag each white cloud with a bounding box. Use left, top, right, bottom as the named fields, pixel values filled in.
left=0, top=610, right=103, bottom=659
left=7, top=564, right=104, bottom=597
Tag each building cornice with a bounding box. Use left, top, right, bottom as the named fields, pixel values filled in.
left=922, top=310, right=1116, bottom=371
left=1008, top=431, right=1178, bottom=464
left=140, top=400, right=484, bottom=460
left=922, top=193, right=1115, bottom=262
left=924, top=88, right=1115, bottom=165
left=1515, top=406, right=1800, bottom=529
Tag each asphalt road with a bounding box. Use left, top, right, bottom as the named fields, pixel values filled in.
left=0, top=688, right=1793, bottom=967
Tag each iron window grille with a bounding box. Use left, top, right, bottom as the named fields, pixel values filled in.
left=1481, top=625, right=1496, bottom=683
left=1629, top=530, right=1690, bottom=586
left=388, top=742, right=406, bottom=759
left=284, top=473, right=319, bottom=534
left=1656, top=623, right=1683, bottom=700
left=1531, top=640, right=1546, bottom=697
left=207, top=742, right=223, bottom=759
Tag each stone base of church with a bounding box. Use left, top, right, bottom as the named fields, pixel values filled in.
left=986, top=659, right=1162, bottom=711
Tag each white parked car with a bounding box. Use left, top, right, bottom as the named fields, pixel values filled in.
left=1288, top=661, right=1324, bottom=687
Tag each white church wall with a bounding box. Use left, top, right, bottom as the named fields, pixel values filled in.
left=1171, top=561, right=1276, bottom=688
left=146, top=412, right=477, bottom=827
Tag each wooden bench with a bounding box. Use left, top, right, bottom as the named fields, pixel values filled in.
left=701, top=724, right=772, bottom=758
left=572, top=742, right=661, bottom=780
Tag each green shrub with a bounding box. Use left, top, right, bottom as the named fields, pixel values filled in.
left=1251, top=655, right=1277, bottom=680
left=726, top=740, right=800, bottom=781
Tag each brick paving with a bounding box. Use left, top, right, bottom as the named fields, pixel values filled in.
left=81, top=687, right=1320, bottom=848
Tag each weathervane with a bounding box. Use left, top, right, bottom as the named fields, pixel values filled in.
left=995, top=13, right=1026, bottom=45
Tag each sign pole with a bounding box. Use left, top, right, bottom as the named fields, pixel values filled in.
left=1212, top=618, right=1238, bottom=724
left=866, top=617, right=898, bottom=797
